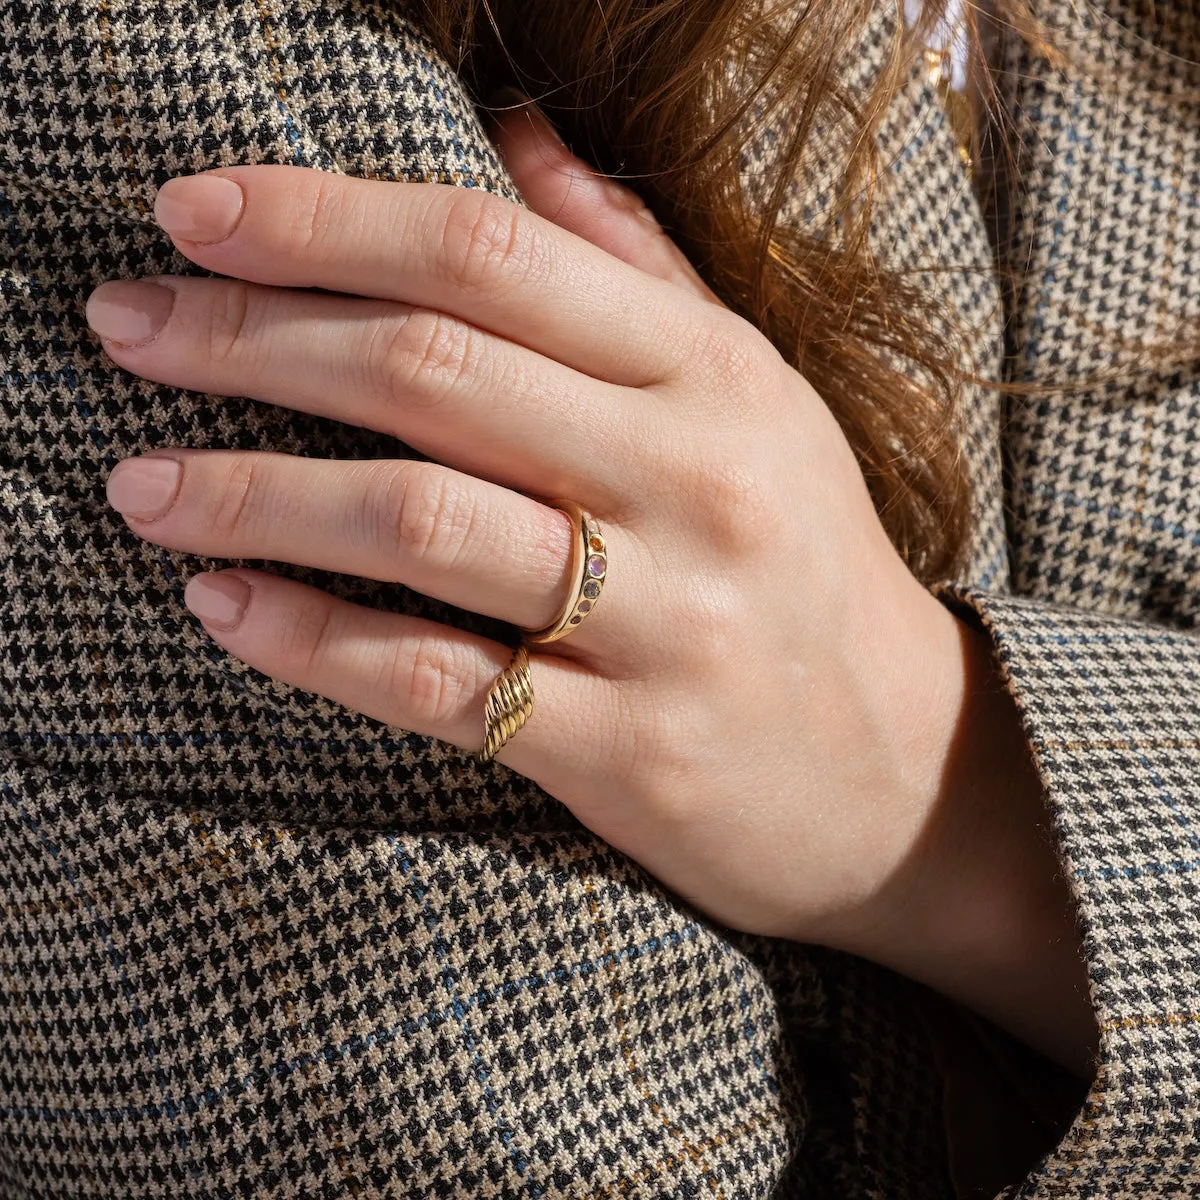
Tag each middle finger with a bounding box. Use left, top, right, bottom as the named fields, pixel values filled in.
left=87, top=275, right=654, bottom=510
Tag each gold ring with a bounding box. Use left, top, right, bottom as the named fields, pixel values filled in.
left=520, top=500, right=607, bottom=645
left=477, top=644, right=534, bottom=763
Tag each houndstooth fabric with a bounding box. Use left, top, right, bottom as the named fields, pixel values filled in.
left=0, top=0, right=1195, bottom=1195
left=930, top=0, right=1200, bottom=1194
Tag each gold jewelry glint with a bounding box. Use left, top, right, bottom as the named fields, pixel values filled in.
left=477, top=644, right=534, bottom=764
left=521, top=500, right=607, bottom=645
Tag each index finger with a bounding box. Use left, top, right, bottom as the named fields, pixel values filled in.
left=152, top=165, right=703, bottom=387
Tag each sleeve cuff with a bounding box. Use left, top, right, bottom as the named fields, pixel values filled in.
left=930, top=579, right=1200, bottom=1196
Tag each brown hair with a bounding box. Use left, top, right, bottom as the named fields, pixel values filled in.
left=414, top=0, right=987, bottom=584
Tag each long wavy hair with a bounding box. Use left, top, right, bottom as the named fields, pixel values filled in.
left=414, top=0, right=995, bottom=583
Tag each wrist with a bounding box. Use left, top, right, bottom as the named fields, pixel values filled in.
left=837, top=587, right=1099, bottom=1076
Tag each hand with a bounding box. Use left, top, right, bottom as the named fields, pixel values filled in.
left=83, top=98, right=1094, bottom=1073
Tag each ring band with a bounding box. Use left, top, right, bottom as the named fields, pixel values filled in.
left=521, top=500, right=607, bottom=645
left=477, top=644, right=534, bottom=764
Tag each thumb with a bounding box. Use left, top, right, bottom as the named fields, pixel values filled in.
left=486, top=88, right=721, bottom=305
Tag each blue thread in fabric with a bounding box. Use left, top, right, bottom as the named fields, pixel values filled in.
left=891, top=108, right=944, bottom=172
left=393, top=844, right=541, bottom=1194
left=0, top=917, right=697, bottom=1126
left=976, top=542, right=1010, bottom=590
left=250, top=8, right=307, bottom=167
left=730, top=951, right=781, bottom=1097
left=274, top=99, right=307, bottom=166
left=1015, top=100, right=1200, bottom=213
left=427, top=73, right=467, bottom=167
left=1079, top=856, right=1200, bottom=882
left=1021, top=83, right=1081, bottom=367
left=1015, top=88, right=1200, bottom=368
left=1002, top=625, right=1195, bottom=652
left=1027, top=480, right=1200, bottom=550
left=1040, top=635, right=1200, bottom=852
left=5, top=788, right=199, bottom=1184
left=1, top=368, right=80, bottom=390
left=1051, top=1157, right=1200, bottom=1182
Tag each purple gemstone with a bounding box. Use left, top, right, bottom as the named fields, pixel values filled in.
left=570, top=614, right=583, bottom=624
left=583, top=581, right=601, bottom=599
left=577, top=600, right=592, bottom=613
left=587, top=554, right=606, bottom=578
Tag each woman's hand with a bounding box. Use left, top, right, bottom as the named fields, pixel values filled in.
left=84, top=97, right=1096, bottom=1074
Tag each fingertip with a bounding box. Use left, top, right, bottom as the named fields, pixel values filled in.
left=153, top=174, right=246, bottom=245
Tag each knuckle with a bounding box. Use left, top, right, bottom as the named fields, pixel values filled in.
left=277, top=598, right=337, bottom=675
left=677, top=309, right=770, bottom=398
left=438, top=191, right=529, bottom=292
left=372, top=309, right=477, bottom=408
left=675, top=585, right=738, bottom=652
left=669, top=447, right=774, bottom=556
left=605, top=178, right=660, bottom=227
left=205, top=281, right=255, bottom=365
left=292, top=171, right=339, bottom=259
left=210, top=455, right=263, bottom=539
left=379, top=464, right=480, bottom=570
left=698, top=314, right=763, bottom=385
left=704, top=455, right=773, bottom=523
left=396, top=634, right=470, bottom=728
left=710, top=461, right=776, bottom=553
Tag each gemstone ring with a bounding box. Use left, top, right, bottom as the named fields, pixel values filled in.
left=519, top=499, right=608, bottom=645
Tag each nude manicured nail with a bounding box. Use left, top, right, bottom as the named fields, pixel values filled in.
left=86, top=280, right=175, bottom=345
left=154, top=174, right=246, bottom=243
left=185, top=574, right=251, bottom=629
left=105, top=457, right=181, bottom=518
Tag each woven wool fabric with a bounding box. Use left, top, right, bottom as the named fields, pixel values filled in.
left=0, top=0, right=1197, bottom=1196
left=932, top=0, right=1200, bottom=1193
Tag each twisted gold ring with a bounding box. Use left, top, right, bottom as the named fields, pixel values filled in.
left=477, top=644, right=534, bottom=764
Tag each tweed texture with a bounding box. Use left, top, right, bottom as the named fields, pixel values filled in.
left=931, top=0, right=1200, bottom=1193
left=0, top=0, right=1193, bottom=1197
left=0, top=0, right=980, bottom=1196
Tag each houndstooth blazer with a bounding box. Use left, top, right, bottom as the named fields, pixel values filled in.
left=2, top=0, right=1199, bottom=1195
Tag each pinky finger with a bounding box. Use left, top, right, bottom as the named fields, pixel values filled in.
left=183, top=568, right=600, bottom=777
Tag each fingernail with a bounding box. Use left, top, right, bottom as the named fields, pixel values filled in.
left=154, top=174, right=246, bottom=243
left=105, top=456, right=182, bottom=518
left=86, top=280, right=176, bottom=345
left=185, top=573, right=251, bottom=630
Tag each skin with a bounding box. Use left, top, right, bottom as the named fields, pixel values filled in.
left=84, top=97, right=1099, bottom=1080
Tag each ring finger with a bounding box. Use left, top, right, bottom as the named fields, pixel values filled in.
left=107, top=448, right=620, bottom=640
left=183, top=566, right=617, bottom=785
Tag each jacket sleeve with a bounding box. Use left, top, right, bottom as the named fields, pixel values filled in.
left=929, top=578, right=1200, bottom=1198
